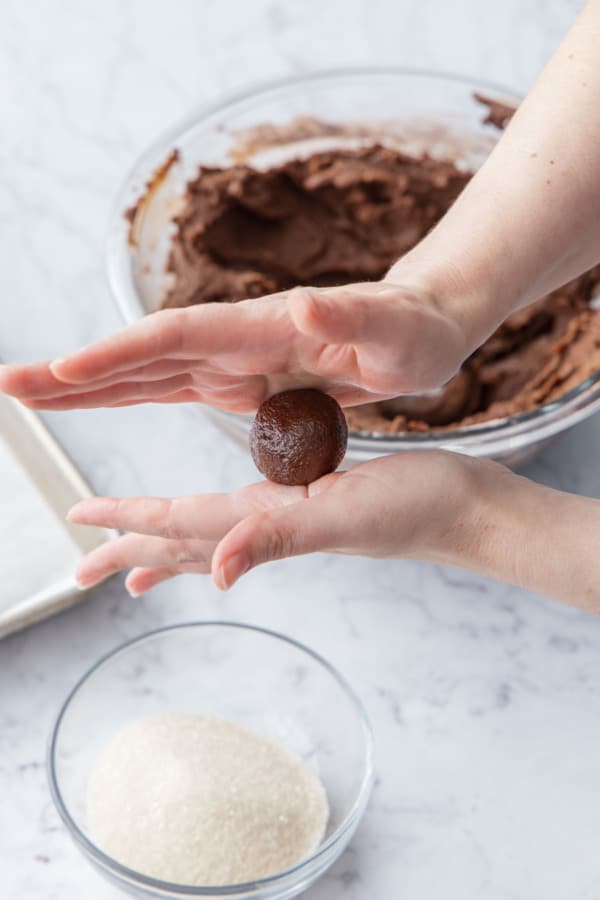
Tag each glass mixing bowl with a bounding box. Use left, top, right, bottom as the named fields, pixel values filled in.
left=48, top=622, right=374, bottom=900
left=106, top=68, right=600, bottom=467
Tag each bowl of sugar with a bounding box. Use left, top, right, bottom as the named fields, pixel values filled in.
left=48, top=622, right=374, bottom=899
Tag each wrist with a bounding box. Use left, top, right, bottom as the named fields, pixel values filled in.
left=384, top=241, right=508, bottom=359
left=400, top=452, right=500, bottom=565
left=432, top=455, right=600, bottom=613
left=438, top=456, right=549, bottom=579
left=411, top=453, right=524, bottom=574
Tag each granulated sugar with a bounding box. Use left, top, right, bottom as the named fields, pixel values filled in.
left=87, top=712, right=329, bottom=886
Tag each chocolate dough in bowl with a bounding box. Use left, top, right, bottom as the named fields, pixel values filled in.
left=107, top=69, right=600, bottom=467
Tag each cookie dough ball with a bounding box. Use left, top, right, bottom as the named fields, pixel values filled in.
left=250, top=389, right=348, bottom=486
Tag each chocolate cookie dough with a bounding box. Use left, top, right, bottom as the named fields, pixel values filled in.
left=163, top=145, right=470, bottom=308
left=250, top=389, right=348, bottom=485
left=160, top=143, right=600, bottom=434
left=473, top=92, right=516, bottom=130
left=346, top=269, right=600, bottom=434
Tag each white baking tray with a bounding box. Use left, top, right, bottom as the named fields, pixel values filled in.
left=0, top=394, right=116, bottom=639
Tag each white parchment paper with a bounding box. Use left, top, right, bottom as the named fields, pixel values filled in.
left=0, top=435, right=81, bottom=612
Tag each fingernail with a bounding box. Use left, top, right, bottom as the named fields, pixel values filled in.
left=287, top=286, right=321, bottom=309
left=75, top=567, right=101, bottom=590
left=50, top=358, right=68, bottom=375
left=66, top=502, right=86, bottom=523
left=127, top=586, right=142, bottom=598
left=372, top=282, right=401, bottom=296
left=67, top=498, right=113, bottom=524
left=50, top=356, right=80, bottom=381
left=216, top=552, right=250, bottom=590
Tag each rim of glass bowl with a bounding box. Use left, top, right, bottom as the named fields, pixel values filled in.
left=105, top=67, right=600, bottom=455
left=47, top=621, right=375, bottom=896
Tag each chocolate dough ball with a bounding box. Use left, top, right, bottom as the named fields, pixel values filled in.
left=250, top=389, right=348, bottom=485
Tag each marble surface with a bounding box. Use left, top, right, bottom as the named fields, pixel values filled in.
left=2, top=1, right=600, bottom=898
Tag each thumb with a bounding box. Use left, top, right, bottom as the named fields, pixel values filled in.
left=287, top=283, right=407, bottom=345
left=211, top=490, right=345, bottom=590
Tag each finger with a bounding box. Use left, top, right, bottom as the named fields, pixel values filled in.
left=0, top=361, right=72, bottom=399
left=211, top=490, right=346, bottom=590
left=108, top=385, right=263, bottom=412
left=69, top=495, right=238, bottom=539
left=23, top=373, right=192, bottom=410
left=0, top=358, right=203, bottom=401
left=49, top=310, right=192, bottom=384
left=75, top=533, right=213, bottom=588
left=68, top=481, right=307, bottom=539
left=50, top=299, right=291, bottom=385
left=107, top=388, right=202, bottom=407
left=126, top=565, right=180, bottom=595
left=287, top=283, right=407, bottom=345
left=125, top=563, right=209, bottom=596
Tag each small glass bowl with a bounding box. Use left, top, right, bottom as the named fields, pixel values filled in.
left=47, top=622, right=374, bottom=900
left=106, top=68, right=600, bottom=467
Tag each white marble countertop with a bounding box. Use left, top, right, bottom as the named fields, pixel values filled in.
left=3, top=1, right=600, bottom=898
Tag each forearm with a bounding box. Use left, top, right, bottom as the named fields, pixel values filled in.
left=389, top=0, right=600, bottom=353
left=435, top=459, right=600, bottom=612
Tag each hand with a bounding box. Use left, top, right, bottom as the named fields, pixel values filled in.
left=0, top=279, right=468, bottom=413
left=66, top=449, right=600, bottom=614
left=67, top=450, right=479, bottom=595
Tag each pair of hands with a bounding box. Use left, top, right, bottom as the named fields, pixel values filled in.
left=0, top=279, right=473, bottom=593
left=1, top=267, right=597, bottom=612
left=5, top=3, right=600, bottom=602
